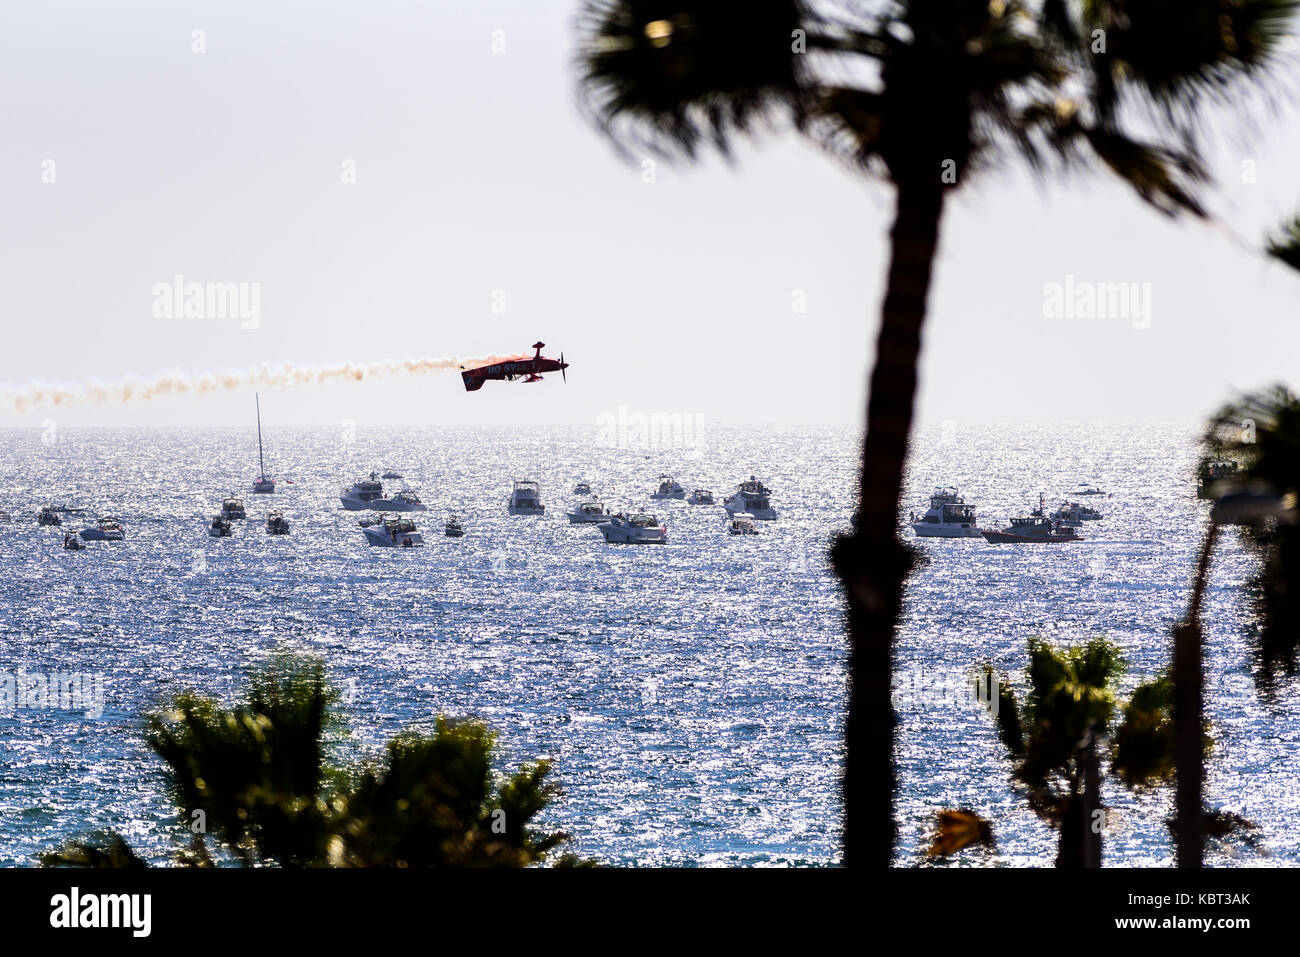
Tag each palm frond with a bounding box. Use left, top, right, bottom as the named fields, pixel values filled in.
left=1112, top=675, right=1179, bottom=785
left=40, top=831, right=149, bottom=868
left=1082, top=127, right=1208, bottom=216
left=1266, top=214, right=1300, bottom=274
left=576, top=0, right=816, bottom=160
left=927, top=808, right=994, bottom=856
left=1083, top=0, right=1300, bottom=106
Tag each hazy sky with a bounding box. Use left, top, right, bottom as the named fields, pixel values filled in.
left=2, top=0, right=1298, bottom=430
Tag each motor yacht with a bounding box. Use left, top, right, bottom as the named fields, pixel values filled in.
left=63, top=533, right=85, bottom=551
left=266, top=511, right=290, bottom=535
left=728, top=512, right=759, bottom=535
left=909, top=486, right=981, bottom=538
left=209, top=515, right=233, bottom=537
left=723, top=477, right=777, bottom=520
left=340, top=472, right=385, bottom=510
left=567, top=499, right=609, bottom=523
left=221, top=497, right=246, bottom=520
left=650, top=475, right=686, bottom=500
left=444, top=515, right=465, bottom=538
left=80, top=518, right=125, bottom=542
left=687, top=489, right=714, bottom=505
left=508, top=480, right=545, bottom=515
left=573, top=482, right=593, bottom=496
left=371, top=489, right=428, bottom=512
left=1051, top=501, right=1103, bottom=526
left=382, top=470, right=404, bottom=480
left=1075, top=483, right=1106, bottom=497
left=38, top=507, right=62, bottom=527
left=598, top=512, right=667, bottom=544
left=362, top=516, right=424, bottom=547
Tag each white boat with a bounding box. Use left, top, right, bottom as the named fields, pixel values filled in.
left=723, top=476, right=777, bottom=520
left=728, top=512, right=759, bottom=535
left=649, top=474, right=686, bottom=500
left=444, top=515, right=465, bottom=537
left=1050, top=501, right=1103, bottom=526
left=80, top=518, right=125, bottom=542
left=909, top=487, right=981, bottom=538
left=382, top=470, right=404, bottom=480
left=209, top=515, right=233, bottom=537
left=63, top=533, right=85, bottom=550
left=38, top=507, right=62, bottom=527
left=598, top=512, right=667, bottom=544
left=687, top=489, right=714, bottom=505
left=566, top=500, right=609, bottom=523
left=573, top=482, right=593, bottom=495
left=251, top=393, right=275, bottom=494
left=508, top=479, right=545, bottom=515
left=266, top=511, right=290, bottom=535
left=371, top=489, right=428, bottom=512
left=362, top=516, right=424, bottom=547
left=221, top=497, right=246, bottom=520
left=340, top=472, right=385, bottom=510
left=1076, top=483, right=1106, bottom=497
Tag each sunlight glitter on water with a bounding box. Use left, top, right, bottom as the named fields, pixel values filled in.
left=0, top=423, right=1294, bottom=866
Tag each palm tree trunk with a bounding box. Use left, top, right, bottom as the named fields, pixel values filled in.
left=1174, top=520, right=1218, bottom=868
left=1082, top=731, right=1103, bottom=867
left=833, top=177, right=946, bottom=866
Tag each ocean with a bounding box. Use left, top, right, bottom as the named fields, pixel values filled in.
left=0, top=423, right=1294, bottom=867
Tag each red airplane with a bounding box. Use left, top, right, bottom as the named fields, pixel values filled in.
left=461, top=341, right=568, bottom=392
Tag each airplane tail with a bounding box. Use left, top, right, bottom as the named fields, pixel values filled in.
left=462, top=373, right=485, bottom=392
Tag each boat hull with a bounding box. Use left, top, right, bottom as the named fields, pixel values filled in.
left=981, top=530, right=1082, bottom=544
left=724, top=498, right=776, bottom=520
left=911, top=522, right=982, bottom=538
left=362, top=527, right=424, bottom=547
left=340, top=496, right=382, bottom=510
left=599, top=528, right=666, bottom=544
left=371, top=500, right=428, bottom=512
left=79, top=529, right=125, bottom=542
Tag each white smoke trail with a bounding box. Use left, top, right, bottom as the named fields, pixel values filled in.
left=0, top=354, right=519, bottom=414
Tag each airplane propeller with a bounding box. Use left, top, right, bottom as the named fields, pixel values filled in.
left=560, top=353, right=566, bottom=383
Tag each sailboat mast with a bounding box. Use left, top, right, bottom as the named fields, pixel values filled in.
left=256, top=393, right=266, bottom=478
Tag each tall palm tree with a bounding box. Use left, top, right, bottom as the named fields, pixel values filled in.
left=577, top=0, right=1298, bottom=865
left=1203, top=386, right=1300, bottom=684
left=1201, top=387, right=1294, bottom=681
left=1171, top=386, right=1298, bottom=865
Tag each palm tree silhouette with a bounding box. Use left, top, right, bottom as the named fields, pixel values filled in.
left=1158, top=387, right=1299, bottom=866
left=577, top=0, right=1298, bottom=865
left=43, top=653, right=586, bottom=868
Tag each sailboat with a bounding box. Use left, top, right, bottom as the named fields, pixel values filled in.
left=252, top=393, right=275, bottom=494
